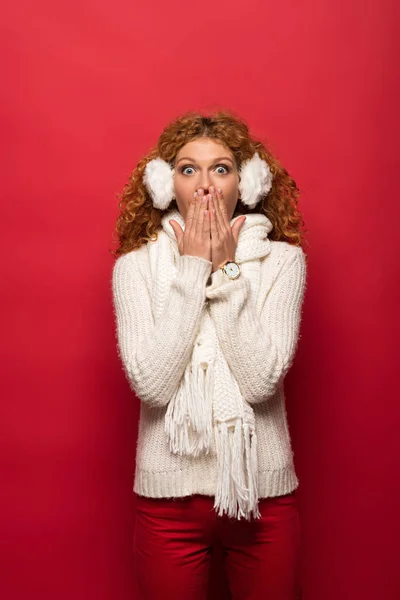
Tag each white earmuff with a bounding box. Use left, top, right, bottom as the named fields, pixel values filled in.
left=238, top=152, right=273, bottom=209
left=143, top=158, right=175, bottom=210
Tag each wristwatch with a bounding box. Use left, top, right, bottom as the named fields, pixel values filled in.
left=220, top=260, right=241, bottom=280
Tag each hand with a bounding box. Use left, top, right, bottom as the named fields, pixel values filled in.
left=208, top=186, right=246, bottom=273
left=169, top=192, right=211, bottom=262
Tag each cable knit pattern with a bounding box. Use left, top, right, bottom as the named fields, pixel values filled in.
left=206, top=244, right=307, bottom=405
left=111, top=210, right=307, bottom=503
left=112, top=249, right=212, bottom=409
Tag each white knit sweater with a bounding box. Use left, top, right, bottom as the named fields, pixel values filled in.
left=112, top=221, right=307, bottom=500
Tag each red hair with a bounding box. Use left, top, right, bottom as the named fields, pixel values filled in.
left=110, top=109, right=308, bottom=258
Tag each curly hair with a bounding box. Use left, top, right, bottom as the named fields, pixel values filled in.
left=110, top=109, right=308, bottom=258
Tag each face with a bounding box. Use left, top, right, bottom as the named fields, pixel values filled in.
left=173, top=137, right=240, bottom=222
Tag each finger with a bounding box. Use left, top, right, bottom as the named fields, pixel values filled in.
left=209, top=196, right=219, bottom=240
left=211, top=189, right=227, bottom=238
left=203, top=207, right=211, bottom=238
left=216, top=187, right=230, bottom=230
left=196, top=193, right=207, bottom=234
left=231, top=216, right=246, bottom=245
left=209, top=195, right=222, bottom=238
left=185, top=192, right=197, bottom=237
left=193, top=191, right=203, bottom=237
left=169, top=220, right=184, bottom=245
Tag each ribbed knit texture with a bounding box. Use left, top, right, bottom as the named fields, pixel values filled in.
left=111, top=211, right=307, bottom=502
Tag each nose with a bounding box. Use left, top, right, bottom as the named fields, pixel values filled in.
left=197, top=175, right=216, bottom=196
left=197, top=181, right=213, bottom=195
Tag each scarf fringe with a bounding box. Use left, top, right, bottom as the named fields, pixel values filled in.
left=164, top=362, right=214, bottom=457
left=164, top=339, right=261, bottom=522
left=214, top=419, right=261, bottom=521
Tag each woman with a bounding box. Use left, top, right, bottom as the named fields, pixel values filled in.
left=111, top=110, right=308, bottom=600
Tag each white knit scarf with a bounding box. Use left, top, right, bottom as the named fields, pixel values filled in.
left=146, top=207, right=273, bottom=520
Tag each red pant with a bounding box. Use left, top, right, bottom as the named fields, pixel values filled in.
left=133, top=491, right=302, bottom=600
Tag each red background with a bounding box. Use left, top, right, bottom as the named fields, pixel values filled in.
left=1, top=1, right=399, bottom=598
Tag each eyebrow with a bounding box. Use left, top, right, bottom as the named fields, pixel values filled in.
left=175, top=156, right=234, bottom=165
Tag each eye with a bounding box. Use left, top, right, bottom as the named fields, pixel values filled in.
left=180, top=165, right=195, bottom=175
left=215, top=164, right=230, bottom=174
left=179, top=163, right=231, bottom=176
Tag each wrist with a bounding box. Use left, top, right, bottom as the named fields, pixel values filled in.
left=211, top=259, right=241, bottom=280
left=213, top=258, right=234, bottom=273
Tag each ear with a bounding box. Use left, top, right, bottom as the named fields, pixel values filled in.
left=238, top=152, right=273, bottom=209
left=143, top=158, right=175, bottom=210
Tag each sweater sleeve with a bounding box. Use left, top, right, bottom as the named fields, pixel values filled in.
left=112, top=250, right=213, bottom=409
left=205, top=246, right=307, bottom=405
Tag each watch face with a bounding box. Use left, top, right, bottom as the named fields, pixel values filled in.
left=224, top=262, right=240, bottom=279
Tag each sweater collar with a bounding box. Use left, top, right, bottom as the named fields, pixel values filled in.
left=160, top=207, right=273, bottom=263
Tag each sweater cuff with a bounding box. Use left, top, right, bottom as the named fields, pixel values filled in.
left=210, top=268, right=230, bottom=287
left=177, top=254, right=213, bottom=286
left=206, top=267, right=246, bottom=299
